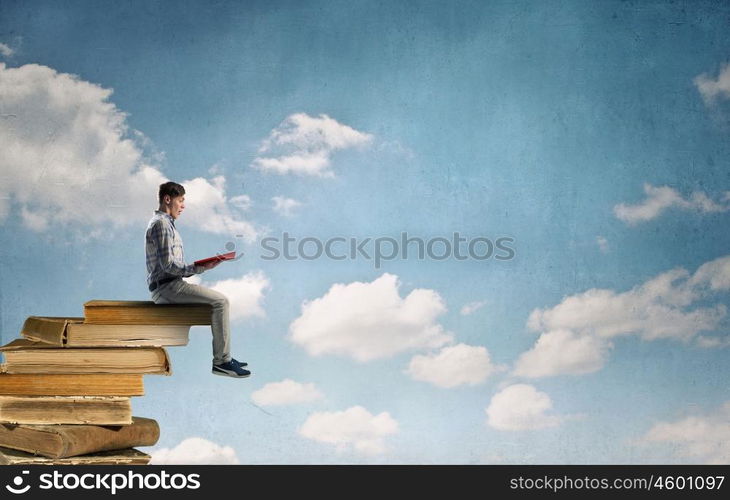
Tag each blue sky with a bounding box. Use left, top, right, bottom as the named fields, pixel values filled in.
left=1, top=0, right=730, bottom=464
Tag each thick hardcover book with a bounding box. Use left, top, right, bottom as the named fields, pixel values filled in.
left=21, top=316, right=190, bottom=347
left=194, top=251, right=236, bottom=266
left=0, top=416, right=159, bottom=458
left=0, top=373, right=144, bottom=396
left=0, top=396, right=132, bottom=425
left=0, top=446, right=151, bottom=465
left=0, top=339, right=172, bottom=375
left=83, top=300, right=212, bottom=325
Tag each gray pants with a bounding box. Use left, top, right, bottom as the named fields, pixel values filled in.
left=151, top=279, right=232, bottom=365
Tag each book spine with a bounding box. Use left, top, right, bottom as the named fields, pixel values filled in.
left=55, top=418, right=160, bottom=458
left=0, top=396, right=132, bottom=425
left=0, top=374, right=145, bottom=396
left=2, top=348, right=172, bottom=375
left=83, top=305, right=212, bottom=325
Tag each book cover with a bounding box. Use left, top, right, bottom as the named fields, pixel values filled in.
left=0, top=416, right=159, bottom=458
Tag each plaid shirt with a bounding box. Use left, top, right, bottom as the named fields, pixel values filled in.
left=145, top=210, right=200, bottom=288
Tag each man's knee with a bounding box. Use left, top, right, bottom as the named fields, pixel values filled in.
left=212, top=294, right=229, bottom=309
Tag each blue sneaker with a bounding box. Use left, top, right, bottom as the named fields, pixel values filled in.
left=212, top=360, right=251, bottom=378
left=230, top=358, right=248, bottom=368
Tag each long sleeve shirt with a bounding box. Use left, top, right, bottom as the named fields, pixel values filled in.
left=145, top=210, right=202, bottom=288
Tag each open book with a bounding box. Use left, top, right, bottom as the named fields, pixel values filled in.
left=194, top=251, right=236, bottom=266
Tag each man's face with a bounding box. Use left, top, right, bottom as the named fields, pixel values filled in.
left=167, top=195, right=185, bottom=219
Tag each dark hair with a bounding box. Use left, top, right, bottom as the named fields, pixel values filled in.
left=158, top=181, right=185, bottom=204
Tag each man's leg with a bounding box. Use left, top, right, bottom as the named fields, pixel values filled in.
left=152, top=280, right=231, bottom=365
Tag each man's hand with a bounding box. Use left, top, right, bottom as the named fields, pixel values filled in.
left=201, top=260, right=222, bottom=270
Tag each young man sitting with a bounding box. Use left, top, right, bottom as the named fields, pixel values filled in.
left=145, top=181, right=250, bottom=378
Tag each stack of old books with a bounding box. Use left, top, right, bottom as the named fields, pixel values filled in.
left=0, top=300, right=211, bottom=465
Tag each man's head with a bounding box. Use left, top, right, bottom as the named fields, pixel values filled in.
left=158, top=181, right=186, bottom=219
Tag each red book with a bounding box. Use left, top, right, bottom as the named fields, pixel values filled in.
left=194, top=251, right=236, bottom=266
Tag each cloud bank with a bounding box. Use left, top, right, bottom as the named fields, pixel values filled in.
left=640, top=402, right=730, bottom=464
left=0, top=63, right=257, bottom=239
left=514, top=255, right=730, bottom=378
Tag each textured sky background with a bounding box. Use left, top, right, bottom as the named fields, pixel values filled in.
left=1, top=0, right=730, bottom=464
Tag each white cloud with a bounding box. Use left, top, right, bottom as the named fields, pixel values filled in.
left=614, top=183, right=729, bottom=225
left=527, top=266, right=726, bottom=341
left=695, top=335, right=730, bottom=349
left=486, top=384, right=567, bottom=431
left=252, top=113, right=372, bottom=177
left=207, top=163, right=223, bottom=175
left=149, top=437, right=239, bottom=464
left=272, top=196, right=302, bottom=217
left=596, top=236, right=609, bottom=253
left=199, top=270, right=270, bottom=321
left=251, top=379, right=324, bottom=406
left=405, top=343, right=504, bottom=388
left=0, top=43, right=13, bottom=57
left=513, top=329, right=612, bottom=378
left=515, top=255, right=730, bottom=378
left=695, top=63, right=730, bottom=106
left=688, top=254, right=730, bottom=291
left=289, top=273, right=452, bottom=362
left=298, top=406, right=398, bottom=455
left=460, top=300, right=486, bottom=316
left=177, top=175, right=258, bottom=241
left=229, top=194, right=252, bottom=211
left=639, top=402, right=730, bottom=464
left=0, top=63, right=258, bottom=239
left=253, top=151, right=331, bottom=177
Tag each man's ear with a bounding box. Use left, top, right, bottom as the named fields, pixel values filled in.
left=163, top=195, right=171, bottom=205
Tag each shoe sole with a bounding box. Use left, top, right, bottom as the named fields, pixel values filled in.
left=212, top=368, right=251, bottom=378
